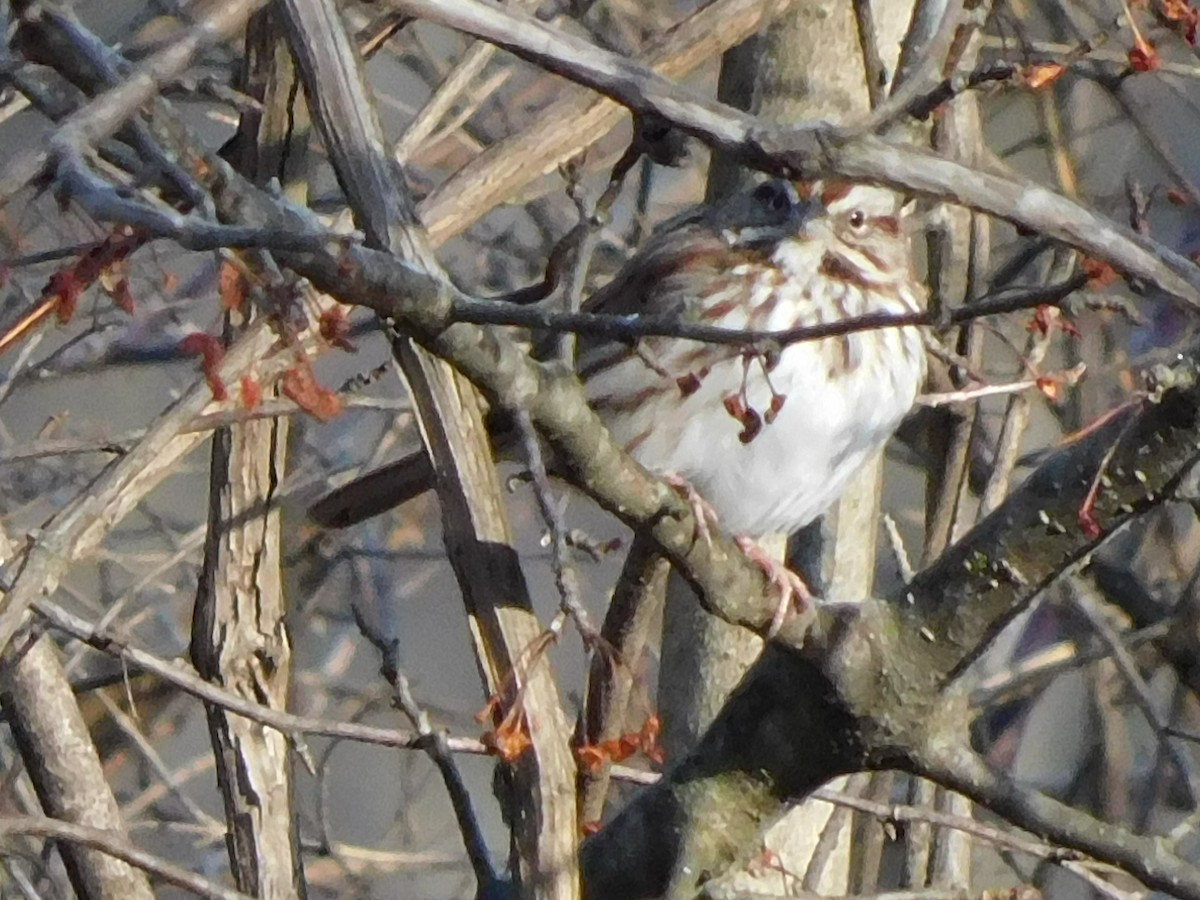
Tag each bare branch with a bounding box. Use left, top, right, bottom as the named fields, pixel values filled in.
left=0, top=816, right=253, bottom=900
left=276, top=0, right=580, bottom=893
left=384, top=0, right=1200, bottom=305
left=0, top=0, right=267, bottom=202
left=31, top=597, right=491, bottom=757
left=0, top=640, right=155, bottom=900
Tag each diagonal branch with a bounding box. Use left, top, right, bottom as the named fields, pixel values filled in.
left=0, top=0, right=268, bottom=203
left=416, top=0, right=802, bottom=243
left=11, top=2, right=1200, bottom=896
left=579, top=351, right=1200, bottom=897
left=275, top=0, right=579, bottom=894
left=384, top=0, right=1200, bottom=306
left=922, top=745, right=1200, bottom=900
left=0, top=816, right=254, bottom=900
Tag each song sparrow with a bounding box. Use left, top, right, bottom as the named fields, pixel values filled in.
left=312, top=179, right=926, bottom=613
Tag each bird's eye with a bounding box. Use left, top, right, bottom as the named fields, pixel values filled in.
left=848, top=210, right=866, bottom=228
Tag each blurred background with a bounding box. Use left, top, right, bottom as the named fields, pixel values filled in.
left=2, top=0, right=1200, bottom=896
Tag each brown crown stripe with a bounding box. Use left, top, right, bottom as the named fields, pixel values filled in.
left=819, top=182, right=853, bottom=205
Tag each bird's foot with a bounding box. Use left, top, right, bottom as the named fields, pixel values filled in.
left=662, top=473, right=719, bottom=548
left=734, top=536, right=813, bottom=637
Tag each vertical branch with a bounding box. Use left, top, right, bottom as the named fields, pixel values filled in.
left=852, top=0, right=887, bottom=107
left=0, top=7, right=270, bottom=899
left=276, top=0, right=579, bottom=895
left=578, top=533, right=670, bottom=825
left=190, top=11, right=305, bottom=898
left=192, top=353, right=298, bottom=898
left=917, top=11, right=992, bottom=892
left=660, top=3, right=916, bottom=897
left=918, top=1, right=994, bottom=559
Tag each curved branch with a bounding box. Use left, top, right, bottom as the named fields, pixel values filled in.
left=32, top=597, right=491, bottom=757
left=922, top=746, right=1200, bottom=900
left=0, top=816, right=254, bottom=900
left=383, top=0, right=1200, bottom=306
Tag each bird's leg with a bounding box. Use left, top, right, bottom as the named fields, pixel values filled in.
left=661, top=473, right=719, bottom=548
left=656, top=476, right=812, bottom=636
left=734, top=536, right=813, bottom=637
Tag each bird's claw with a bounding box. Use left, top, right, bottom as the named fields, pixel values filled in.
left=662, top=473, right=719, bottom=549
left=735, top=536, right=813, bottom=637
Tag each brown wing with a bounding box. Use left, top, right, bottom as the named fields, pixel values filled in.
left=580, top=211, right=711, bottom=319
left=577, top=180, right=809, bottom=365
left=579, top=228, right=764, bottom=365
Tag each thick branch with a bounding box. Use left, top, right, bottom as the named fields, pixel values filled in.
left=0, top=643, right=156, bottom=900
left=13, top=4, right=1200, bottom=896
left=580, top=353, right=1200, bottom=897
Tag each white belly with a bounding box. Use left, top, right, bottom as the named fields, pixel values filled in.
left=583, top=238, right=926, bottom=537
left=591, top=325, right=925, bottom=537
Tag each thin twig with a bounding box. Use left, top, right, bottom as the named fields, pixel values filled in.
left=349, top=600, right=498, bottom=890
left=1069, top=581, right=1200, bottom=796
left=0, top=0, right=268, bottom=203
left=30, top=597, right=492, bottom=757
left=883, top=514, right=915, bottom=583
left=971, top=622, right=1171, bottom=708
left=861, top=0, right=966, bottom=131
left=811, top=789, right=1135, bottom=899
left=512, top=406, right=599, bottom=644
left=0, top=816, right=253, bottom=900
left=851, top=0, right=887, bottom=108
left=918, top=364, right=1085, bottom=409
left=372, top=0, right=1200, bottom=303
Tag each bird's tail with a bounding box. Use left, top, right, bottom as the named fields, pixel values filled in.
left=308, top=450, right=435, bottom=529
